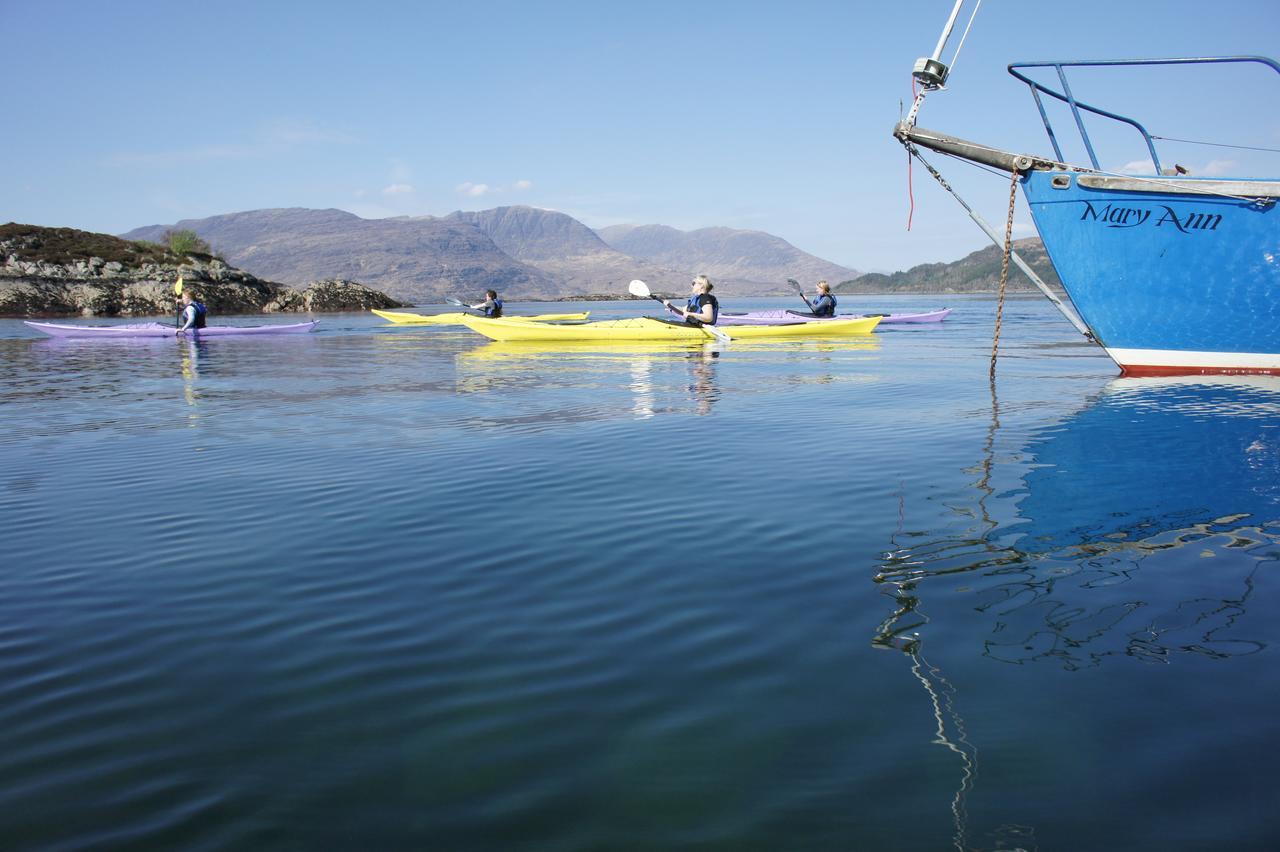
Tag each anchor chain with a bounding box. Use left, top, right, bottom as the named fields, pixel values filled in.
left=989, top=167, right=1020, bottom=379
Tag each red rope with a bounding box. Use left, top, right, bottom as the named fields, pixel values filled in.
left=906, top=77, right=918, bottom=231
left=906, top=149, right=915, bottom=231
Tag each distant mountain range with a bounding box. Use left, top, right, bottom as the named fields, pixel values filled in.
left=121, top=206, right=858, bottom=303
left=596, top=224, right=858, bottom=287
left=122, top=209, right=557, bottom=303
left=121, top=205, right=1056, bottom=303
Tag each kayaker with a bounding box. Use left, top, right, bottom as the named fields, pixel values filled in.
left=809, top=280, right=837, bottom=317
left=176, top=290, right=208, bottom=334
left=664, top=275, right=719, bottom=326
left=470, top=290, right=503, bottom=318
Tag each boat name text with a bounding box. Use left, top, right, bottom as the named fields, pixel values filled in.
left=1079, top=201, right=1222, bottom=233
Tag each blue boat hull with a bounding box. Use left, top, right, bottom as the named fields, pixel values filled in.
left=1022, top=171, right=1280, bottom=375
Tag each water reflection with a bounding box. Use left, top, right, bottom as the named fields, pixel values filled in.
left=455, top=340, right=726, bottom=418
left=180, top=338, right=202, bottom=409
left=686, top=348, right=720, bottom=415
left=875, top=376, right=1280, bottom=670
left=874, top=578, right=981, bottom=851
left=867, top=377, right=1280, bottom=849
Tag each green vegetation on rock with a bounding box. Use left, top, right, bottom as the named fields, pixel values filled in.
left=1, top=222, right=183, bottom=266
left=835, top=238, right=1062, bottom=294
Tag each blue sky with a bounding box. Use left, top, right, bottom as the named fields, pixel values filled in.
left=2, top=0, right=1277, bottom=272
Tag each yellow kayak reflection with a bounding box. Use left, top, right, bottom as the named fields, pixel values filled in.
left=457, top=336, right=881, bottom=361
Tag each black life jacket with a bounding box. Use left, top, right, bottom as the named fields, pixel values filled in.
left=810, top=293, right=837, bottom=317
left=685, top=293, right=719, bottom=325
left=486, top=298, right=503, bottom=318
left=191, top=301, right=208, bottom=328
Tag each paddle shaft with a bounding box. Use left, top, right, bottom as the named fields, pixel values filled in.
left=446, top=297, right=488, bottom=315
left=647, top=295, right=729, bottom=343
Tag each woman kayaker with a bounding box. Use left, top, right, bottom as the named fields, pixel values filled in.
left=664, top=275, right=719, bottom=326
left=470, top=290, right=503, bottom=318
left=809, top=280, right=837, bottom=317
left=176, top=290, right=208, bottom=334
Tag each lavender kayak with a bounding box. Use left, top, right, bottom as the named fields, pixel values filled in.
left=717, top=308, right=951, bottom=326
left=24, top=320, right=320, bottom=338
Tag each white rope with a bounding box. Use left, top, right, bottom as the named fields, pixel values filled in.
left=946, top=0, right=982, bottom=79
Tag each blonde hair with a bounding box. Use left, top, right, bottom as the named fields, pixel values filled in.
left=816, top=280, right=831, bottom=294
left=693, top=274, right=713, bottom=292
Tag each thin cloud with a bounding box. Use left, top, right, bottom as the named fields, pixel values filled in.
left=108, top=144, right=261, bottom=167
left=456, top=179, right=533, bottom=197
left=1197, top=159, right=1237, bottom=177
left=262, top=119, right=356, bottom=146
left=382, top=184, right=414, bottom=195
left=107, top=119, right=354, bottom=168
left=1116, top=159, right=1155, bottom=175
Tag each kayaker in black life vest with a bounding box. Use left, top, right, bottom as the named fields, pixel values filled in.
left=663, top=275, right=719, bottom=326
left=809, top=280, right=837, bottom=317
left=470, top=289, right=503, bottom=318
left=177, top=291, right=208, bottom=334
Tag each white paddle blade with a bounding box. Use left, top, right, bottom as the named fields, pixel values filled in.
left=627, top=279, right=651, bottom=298
left=445, top=297, right=465, bottom=306
left=702, top=324, right=731, bottom=343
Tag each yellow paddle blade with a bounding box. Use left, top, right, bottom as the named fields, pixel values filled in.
left=174, top=277, right=184, bottom=295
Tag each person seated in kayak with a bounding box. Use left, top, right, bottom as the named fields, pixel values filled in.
left=470, top=290, right=503, bottom=318
left=176, top=290, right=208, bottom=334
left=809, top=280, right=837, bottom=317
left=663, top=275, right=719, bottom=326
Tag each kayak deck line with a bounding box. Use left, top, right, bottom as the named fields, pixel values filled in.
left=23, top=320, right=320, bottom=338
left=717, top=308, right=951, bottom=326
left=371, top=309, right=590, bottom=325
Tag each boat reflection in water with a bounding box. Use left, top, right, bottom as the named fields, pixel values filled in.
left=873, top=582, right=987, bottom=852
left=878, top=375, right=1278, bottom=668
left=871, top=376, right=1278, bottom=848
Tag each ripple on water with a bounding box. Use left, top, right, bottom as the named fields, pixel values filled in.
left=1, top=307, right=1277, bottom=849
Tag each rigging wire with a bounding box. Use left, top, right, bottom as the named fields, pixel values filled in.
left=1150, top=134, right=1280, bottom=154
left=946, top=0, right=983, bottom=80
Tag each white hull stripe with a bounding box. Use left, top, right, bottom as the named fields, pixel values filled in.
left=1106, top=347, right=1280, bottom=372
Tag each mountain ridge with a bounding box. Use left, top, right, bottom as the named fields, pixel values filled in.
left=596, top=223, right=859, bottom=287
left=839, top=237, right=1061, bottom=294
left=122, top=209, right=558, bottom=303
left=118, top=206, right=1059, bottom=300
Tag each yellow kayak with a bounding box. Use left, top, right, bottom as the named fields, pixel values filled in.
left=371, top=309, right=590, bottom=325
left=459, top=315, right=881, bottom=341
left=460, top=337, right=881, bottom=361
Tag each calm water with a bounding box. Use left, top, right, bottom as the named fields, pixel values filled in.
left=2, top=295, right=1278, bottom=851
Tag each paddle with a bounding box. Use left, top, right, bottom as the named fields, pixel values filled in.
left=174, top=276, right=184, bottom=330
left=627, top=280, right=731, bottom=343
left=444, top=296, right=486, bottom=315
left=785, top=278, right=816, bottom=314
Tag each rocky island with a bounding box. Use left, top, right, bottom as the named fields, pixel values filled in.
left=1, top=223, right=404, bottom=317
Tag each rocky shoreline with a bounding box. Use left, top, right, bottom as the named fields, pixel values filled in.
left=1, top=225, right=404, bottom=317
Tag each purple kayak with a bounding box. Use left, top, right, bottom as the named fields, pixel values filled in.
left=24, top=320, right=320, bottom=338
left=717, top=308, right=951, bottom=326
left=718, top=308, right=951, bottom=326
